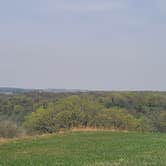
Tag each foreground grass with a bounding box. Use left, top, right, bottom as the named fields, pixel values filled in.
left=0, top=132, right=166, bottom=166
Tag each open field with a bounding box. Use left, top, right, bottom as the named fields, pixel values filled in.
left=0, top=131, right=166, bottom=166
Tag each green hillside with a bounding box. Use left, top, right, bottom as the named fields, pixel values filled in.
left=0, top=131, right=166, bottom=166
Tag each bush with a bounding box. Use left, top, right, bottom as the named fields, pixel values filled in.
left=0, top=121, right=21, bottom=138
left=23, top=108, right=59, bottom=134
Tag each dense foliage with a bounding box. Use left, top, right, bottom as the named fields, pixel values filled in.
left=23, top=96, right=146, bottom=133
left=0, top=91, right=166, bottom=135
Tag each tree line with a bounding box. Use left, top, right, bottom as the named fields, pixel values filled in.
left=0, top=91, right=166, bottom=137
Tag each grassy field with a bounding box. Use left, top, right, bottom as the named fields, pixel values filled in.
left=0, top=131, right=166, bottom=166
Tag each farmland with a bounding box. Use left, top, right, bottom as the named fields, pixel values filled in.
left=0, top=131, right=166, bottom=166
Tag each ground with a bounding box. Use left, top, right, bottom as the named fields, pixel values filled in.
left=0, top=131, right=166, bottom=166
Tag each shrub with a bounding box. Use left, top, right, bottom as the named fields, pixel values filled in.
left=23, top=108, right=58, bottom=134
left=0, top=121, right=21, bottom=138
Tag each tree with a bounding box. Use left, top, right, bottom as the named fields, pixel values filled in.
left=158, top=111, right=166, bottom=132
left=23, top=108, right=58, bottom=134
left=14, top=105, right=24, bottom=113
left=95, top=108, right=144, bottom=131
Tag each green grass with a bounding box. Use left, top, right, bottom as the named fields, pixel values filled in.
left=0, top=131, right=166, bottom=166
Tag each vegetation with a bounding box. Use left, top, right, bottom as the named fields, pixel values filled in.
left=0, top=92, right=166, bottom=165
left=0, top=131, right=166, bottom=166
left=22, top=96, right=146, bottom=134
left=0, top=121, right=21, bottom=138
left=0, top=91, right=166, bottom=136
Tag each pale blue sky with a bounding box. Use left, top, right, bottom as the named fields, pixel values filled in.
left=0, top=0, right=166, bottom=90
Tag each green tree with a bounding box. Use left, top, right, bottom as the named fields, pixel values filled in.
left=158, top=111, right=166, bottom=132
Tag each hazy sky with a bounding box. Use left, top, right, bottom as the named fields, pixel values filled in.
left=0, top=0, right=166, bottom=90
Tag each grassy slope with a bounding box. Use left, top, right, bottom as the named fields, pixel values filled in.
left=0, top=132, right=166, bottom=166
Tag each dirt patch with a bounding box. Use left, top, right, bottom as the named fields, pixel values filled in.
left=71, top=127, right=128, bottom=132
left=0, top=128, right=128, bottom=144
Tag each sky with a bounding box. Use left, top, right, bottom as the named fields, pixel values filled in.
left=0, top=0, right=166, bottom=90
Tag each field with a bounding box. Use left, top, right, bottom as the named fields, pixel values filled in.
left=0, top=131, right=166, bottom=166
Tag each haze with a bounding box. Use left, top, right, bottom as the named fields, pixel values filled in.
left=0, top=0, right=166, bottom=90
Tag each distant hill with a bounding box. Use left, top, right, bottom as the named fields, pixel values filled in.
left=0, top=87, right=88, bottom=94
left=0, top=87, right=33, bottom=94
left=41, top=89, right=88, bottom=93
